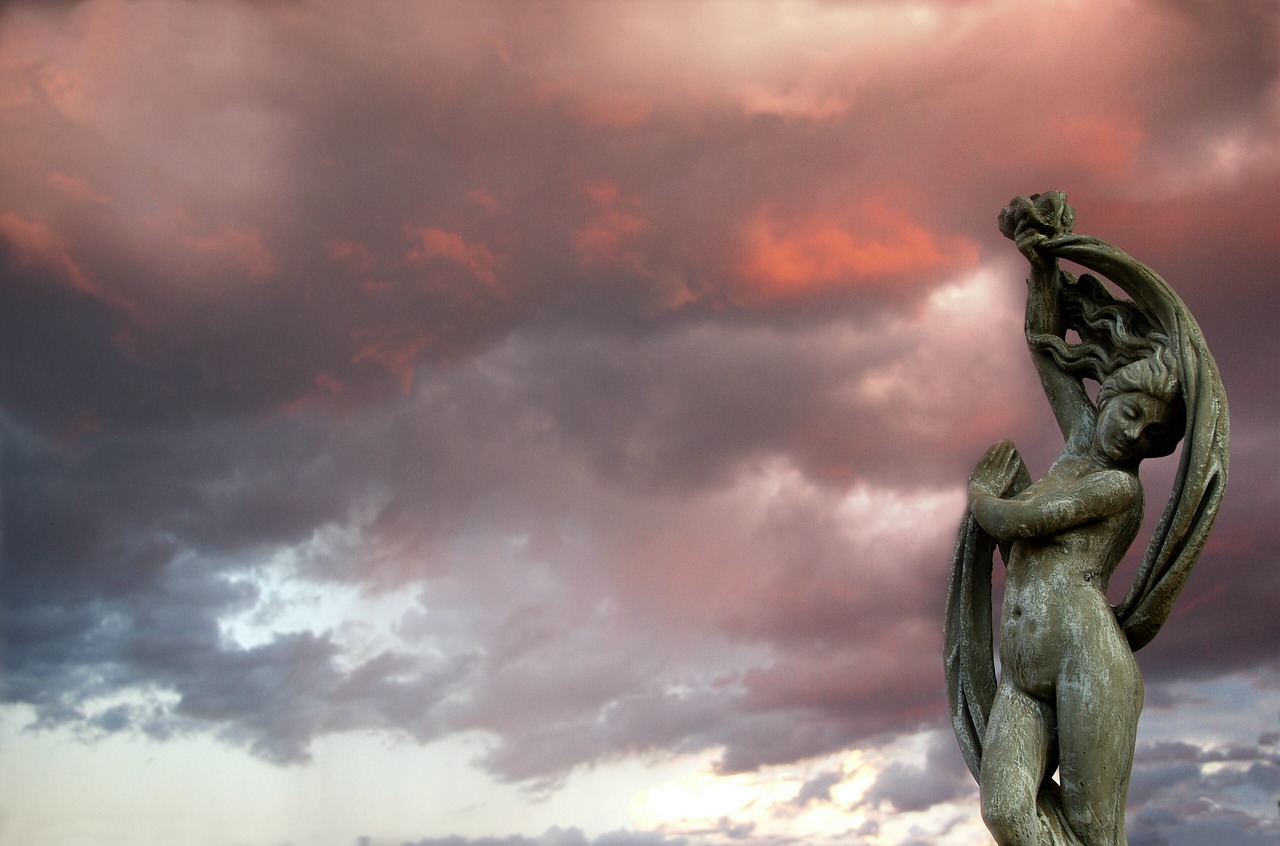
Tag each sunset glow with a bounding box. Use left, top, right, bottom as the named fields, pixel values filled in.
left=3, top=1, right=1279, bottom=845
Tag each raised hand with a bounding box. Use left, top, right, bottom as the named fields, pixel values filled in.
left=998, top=191, right=1075, bottom=240
left=1014, top=220, right=1052, bottom=272
left=968, top=439, right=1027, bottom=500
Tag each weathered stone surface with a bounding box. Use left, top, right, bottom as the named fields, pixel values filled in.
left=945, top=192, right=1230, bottom=845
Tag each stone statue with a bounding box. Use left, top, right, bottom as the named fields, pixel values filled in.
left=945, top=192, right=1229, bottom=845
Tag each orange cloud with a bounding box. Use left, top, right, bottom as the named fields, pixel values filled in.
left=407, top=226, right=498, bottom=288
left=326, top=238, right=374, bottom=267
left=184, top=226, right=277, bottom=279
left=738, top=200, right=979, bottom=303
left=572, top=179, right=651, bottom=269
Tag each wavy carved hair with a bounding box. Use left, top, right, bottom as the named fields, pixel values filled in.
left=1030, top=272, right=1185, bottom=456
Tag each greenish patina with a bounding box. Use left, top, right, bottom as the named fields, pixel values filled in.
left=945, top=192, right=1230, bottom=846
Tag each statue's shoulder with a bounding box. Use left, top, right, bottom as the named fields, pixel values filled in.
left=1078, top=466, right=1143, bottom=514
left=1040, top=458, right=1140, bottom=503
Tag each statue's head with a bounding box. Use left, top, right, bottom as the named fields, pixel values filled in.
left=1094, top=348, right=1185, bottom=461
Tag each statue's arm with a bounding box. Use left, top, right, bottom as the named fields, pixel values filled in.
left=969, top=468, right=1137, bottom=542
left=1018, top=227, right=1095, bottom=445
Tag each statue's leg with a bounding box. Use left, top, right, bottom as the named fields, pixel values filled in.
left=980, top=680, right=1054, bottom=846
left=1056, top=645, right=1143, bottom=846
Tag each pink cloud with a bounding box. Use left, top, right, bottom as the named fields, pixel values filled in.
left=467, top=188, right=506, bottom=216
left=574, top=90, right=655, bottom=130
left=0, top=212, right=140, bottom=320
left=1040, top=112, right=1144, bottom=177
left=184, top=225, right=277, bottom=279
left=572, top=180, right=651, bottom=269
left=407, top=226, right=499, bottom=288
left=47, top=171, right=113, bottom=206
left=0, top=212, right=94, bottom=292
left=1, top=0, right=1276, bottom=819
left=325, top=238, right=374, bottom=268
left=737, top=200, right=979, bottom=303
left=738, top=84, right=851, bottom=121
left=351, top=329, right=436, bottom=394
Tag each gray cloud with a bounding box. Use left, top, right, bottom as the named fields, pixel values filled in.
left=1, top=0, right=1278, bottom=813
left=1128, top=738, right=1280, bottom=846
left=861, top=732, right=972, bottom=813
left=402, top=827, right=686, bottom=846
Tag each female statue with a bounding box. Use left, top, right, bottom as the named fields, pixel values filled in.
left=945, top=192, right=1229, bottom=845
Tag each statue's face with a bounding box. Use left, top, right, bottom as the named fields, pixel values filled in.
left=1095, top=392, right=1170, bottom=463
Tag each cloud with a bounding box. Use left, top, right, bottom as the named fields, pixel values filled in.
left=860, top=732, right=971, bottom=813
left=408, top=227, right=501, bottom=289
left=0, top=6, right=1278, bottom=837
left=0, top=309, right=995, bottom=777
left=0, top=212, right=100, bottom=301
left=401, top=827, right=686, bottom=846
left=46, top=170, right=111, bottom=205
left=792, top=769, right=842, bottom=807
left=183, top=225, right=277, bottom=279
left=572, top=180, right=651, bottom=270
left=1128, top=736, right=1280, bottom=846
left=738, top=200, right=979, bottom=304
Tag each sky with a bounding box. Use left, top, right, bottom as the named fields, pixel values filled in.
left=1, top=0, right=1279, bottom=845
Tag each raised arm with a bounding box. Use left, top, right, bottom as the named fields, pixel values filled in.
left=1019, top=229, right=1095, bottom=445
left=999, top=193, right=1095, bottom=446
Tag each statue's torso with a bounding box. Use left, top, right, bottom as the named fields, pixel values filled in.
left=998, top=455, right=1143, bottom=701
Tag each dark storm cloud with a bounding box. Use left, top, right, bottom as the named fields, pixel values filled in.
left=1, top=405, right=406, bottom=762
left=792, top=768, right=843, bottom=806
left=0, top=318, right=990, bottom=776
left=1, top=515, right=476, bottom=765
left=1128, top=737, right=1280, bottom=846
left=1, top=405, right=386, bottom=603
left=2, top=0, right=1279, bottom=802
left=861, top=732, right=972, bottom=813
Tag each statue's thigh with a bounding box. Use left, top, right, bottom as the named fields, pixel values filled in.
left=980, top=682, right=1053, bottom=832
left=1056, top=653, right=1143, bottom=842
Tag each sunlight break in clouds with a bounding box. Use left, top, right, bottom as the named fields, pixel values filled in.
left=630, top=731, right=986, bottom=846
